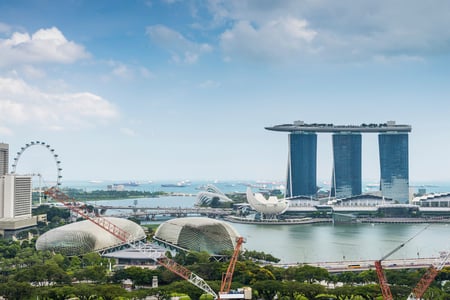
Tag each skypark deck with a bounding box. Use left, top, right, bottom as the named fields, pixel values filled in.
left=265, top=120, right=412, bottom=133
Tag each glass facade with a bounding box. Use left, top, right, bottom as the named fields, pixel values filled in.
left=331, top=133, right=362, bottom=198
left=379, top=133, right=409, bottom=203
left=286, top=133, right=317, bottom=197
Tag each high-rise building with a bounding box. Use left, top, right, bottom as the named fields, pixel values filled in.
left=0, top=175, right=33, bottom=219
left=0, top=143, right=36, bottom=237
left=266, top=121, right=411, bottom=200
left=0, top=174, right=36, bottom=238
left=379, top=133, right=409, bottom=203
left=0, top=143, right=8, bottom=176
left=286, top=132, right=317, bottom=197
left=331, top=133, right=362, bottom=198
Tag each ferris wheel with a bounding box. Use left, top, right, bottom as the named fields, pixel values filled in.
left=11, top=141, right=62, bottom=187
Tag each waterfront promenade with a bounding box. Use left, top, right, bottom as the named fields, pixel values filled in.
left=91, top=203, right=450, bottom=225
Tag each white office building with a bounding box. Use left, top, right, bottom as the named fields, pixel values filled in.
left=0, top=143, right=36, bottom=238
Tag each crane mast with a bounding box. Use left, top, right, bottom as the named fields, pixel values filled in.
left=44, top=187, right=218, bottom=299
left=375, top=225, right=429, bottom=300
left=407, top=251, right=450, bottom=300
left=219, top=237, right=245, bottom=296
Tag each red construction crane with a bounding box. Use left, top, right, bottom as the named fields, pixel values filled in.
left=44, top=187, right=218, bottom=298
left=219, top=236, right=245, bottom=298
left=375, top=225, right=430, bottom=300
left=407, top=251, right=450, bottom=300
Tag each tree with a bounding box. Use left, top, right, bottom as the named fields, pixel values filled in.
left=96, top=284, right=127, bottom=300
left=73, top=283, right=98, bottom=300
left=75, top=265, right=107, bottom=283
left=294, top=265, right=330, bottom=284
left=0, top=280, right=33, bottom=300
left=315, top=294, right=337, bottom=299
left=162, top=280, right=206, bottom=300
left=252, top=280, right=283, bottom=300
left=37, top=286, right=77, bottom=300
left=111, top=266, right=158, bottom=285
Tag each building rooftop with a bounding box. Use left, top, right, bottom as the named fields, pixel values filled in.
left=265, top=120, right=412, bottom=133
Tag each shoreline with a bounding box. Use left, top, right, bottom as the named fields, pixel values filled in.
left=225, top=216, right=450, bottom=225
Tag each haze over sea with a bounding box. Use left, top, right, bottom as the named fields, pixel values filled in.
left=57, top=179, right=450, bottom=264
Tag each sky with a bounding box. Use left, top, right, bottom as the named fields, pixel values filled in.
left=1, top=0, right=450, bottom=184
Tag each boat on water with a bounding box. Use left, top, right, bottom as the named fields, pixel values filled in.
left=161, top=180, right=190, bottom=188
left=161, top=182, right=187, bottom=188
left=89, top=180, right=103, bottom=184
left=113, top=181, right=140, bottom=187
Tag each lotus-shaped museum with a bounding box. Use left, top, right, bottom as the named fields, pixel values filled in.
left=246, top=187, right=289, bottom=216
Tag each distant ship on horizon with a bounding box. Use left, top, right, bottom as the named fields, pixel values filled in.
left=161, top=180, right=190, bottom=188
left=113, top=181, right=140, bottom=187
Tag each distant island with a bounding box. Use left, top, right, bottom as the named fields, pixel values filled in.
left=34, top=188, right=168, bottom=203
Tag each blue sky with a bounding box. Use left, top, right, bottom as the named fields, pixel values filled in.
left=1, top=0, right=450, bottom=184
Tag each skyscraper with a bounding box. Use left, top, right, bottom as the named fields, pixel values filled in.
left=379, top=133, right=409, bottom=203
left=0, top=143, right=36, bottom=237
left=0, top=175, right=33, bottom=219
left=266, top=121, right=411, bottom=200
left=286, top=132, right=317, bottom=197
left=0, top=143, right=8, bottom=176
left=331, top=133, right=362, bottom=198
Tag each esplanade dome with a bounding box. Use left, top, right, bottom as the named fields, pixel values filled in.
left=154, top=217, right=240, bottom=255
left=36, top=217, right=146, bottom=256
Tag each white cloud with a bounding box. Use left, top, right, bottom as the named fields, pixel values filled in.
left=209, top=0, right=450, bottom=63
left=0, top=27, right=89, bottom=67
left=20, top=65, right=46, bottom=79
left=102, top=60, right=154, bottom=81
left=146, top=25, right=212, bottom=64
left=220, top=17, right=317, bottom=63
left=111, top=64, right=133, bottom=80
left=0, top=77, right=119, bottom=131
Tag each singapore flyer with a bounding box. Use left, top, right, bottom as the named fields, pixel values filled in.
left=11, top=141, right=62, bottom=187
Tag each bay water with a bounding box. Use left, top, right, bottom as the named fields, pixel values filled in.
left=71, top=180, right=450, bottom=263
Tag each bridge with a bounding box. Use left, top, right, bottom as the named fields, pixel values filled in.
left=93, top=205, right=233, bottom=219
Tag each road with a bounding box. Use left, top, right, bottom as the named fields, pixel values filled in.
left=278, top=257, right=447, bottom=273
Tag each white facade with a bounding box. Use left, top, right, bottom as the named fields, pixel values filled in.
left=0, top=143, right=8, bottom=176
left=246, top=188, right=289, bottom=215
left=0, top=174, right=32, bottom=219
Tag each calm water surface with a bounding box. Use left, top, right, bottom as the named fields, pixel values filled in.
left=87, top=195, right=450, bottom=264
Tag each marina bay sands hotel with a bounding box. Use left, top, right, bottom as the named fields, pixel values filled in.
left=265, top=120, right=411, bottom=203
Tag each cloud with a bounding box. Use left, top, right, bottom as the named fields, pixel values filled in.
left=101, top=60, right=154, bottom=81
left=220, top=17, right=317, bottom=63
left=209, top=0, right=450, bottom=63
left=0, top=77, right=119, bottom=131
left=146, top=25, right=212, bottom=64
left=0, top=27, right=89, bottom=67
